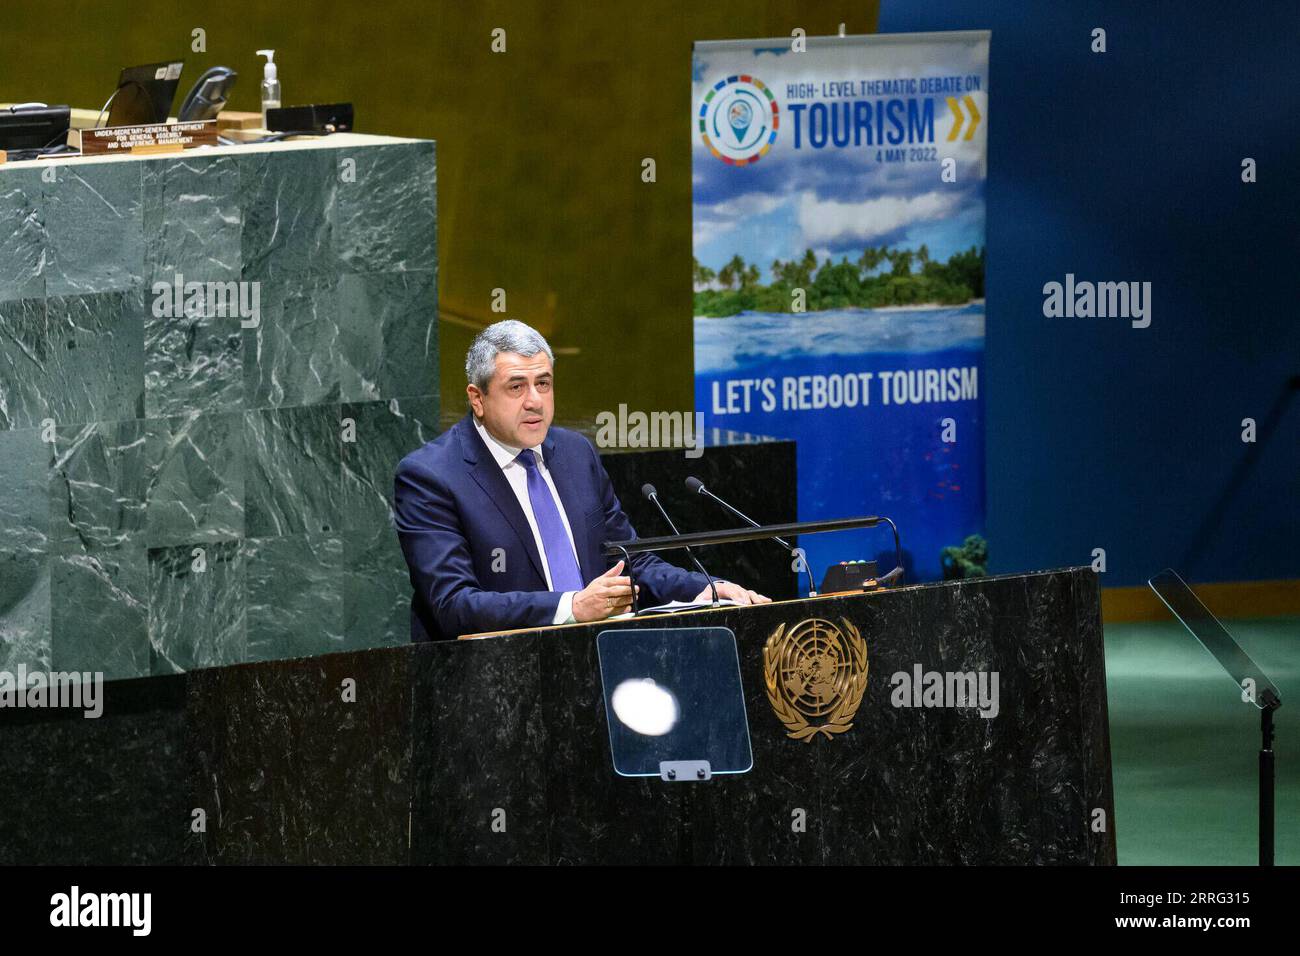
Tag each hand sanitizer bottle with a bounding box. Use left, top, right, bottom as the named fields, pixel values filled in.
left=256, top=50, right=281, bottom=127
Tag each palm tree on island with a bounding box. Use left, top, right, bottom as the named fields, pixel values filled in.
left=694, top=245, right=984, bottom=317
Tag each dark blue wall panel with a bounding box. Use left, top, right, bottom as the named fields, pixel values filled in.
left=881, top=0, right=1300, bottom=585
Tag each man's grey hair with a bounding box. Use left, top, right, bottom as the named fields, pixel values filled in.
left=465, top=320, right=555, bottom=392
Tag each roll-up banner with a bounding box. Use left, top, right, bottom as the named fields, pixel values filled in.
left=692, top=31, right=989, bottom=584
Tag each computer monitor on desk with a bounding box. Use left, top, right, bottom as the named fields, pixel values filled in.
left=104, top=60, right=184, bottom=127
left=0, top=104, right=71, bottom=152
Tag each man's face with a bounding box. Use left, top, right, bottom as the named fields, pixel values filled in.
left=468, top=352, right=555, bottom=448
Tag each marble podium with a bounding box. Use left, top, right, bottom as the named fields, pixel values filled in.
left=0, top=136, right=439, bottom=677
left=0, top=567, right=1116, bottom=865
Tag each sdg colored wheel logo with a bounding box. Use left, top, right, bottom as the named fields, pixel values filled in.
left=699, top=75, right=779, bottom=166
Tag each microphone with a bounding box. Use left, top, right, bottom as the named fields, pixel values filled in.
left=687, top=476, right=817, bottom=597
left=641, top=483, right=720, bottom=606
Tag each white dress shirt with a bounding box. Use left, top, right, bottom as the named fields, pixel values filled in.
left=473, top=417, right=581, bottom=624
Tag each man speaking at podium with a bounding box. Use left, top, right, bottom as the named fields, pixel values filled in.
left=395, top=320, right=770, bottom=642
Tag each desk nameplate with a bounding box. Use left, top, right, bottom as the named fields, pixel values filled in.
left=80, top=119, right=218, bottom=155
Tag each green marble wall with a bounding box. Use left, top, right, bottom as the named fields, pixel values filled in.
left=0, top=140, right=438, bottom=677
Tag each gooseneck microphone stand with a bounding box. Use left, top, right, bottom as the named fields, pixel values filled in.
left=685, top=476, right=819, bottom=597
left=642, top=484, right=719, bottom=606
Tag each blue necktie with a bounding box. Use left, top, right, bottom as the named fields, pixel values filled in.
left=517, top=449, right=584, bottom=592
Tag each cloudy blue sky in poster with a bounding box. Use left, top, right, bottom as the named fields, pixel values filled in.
left=692, top=33, right=988, bottom=280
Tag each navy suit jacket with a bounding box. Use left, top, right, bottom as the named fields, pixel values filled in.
left=394, top=412, right=711, bottom=641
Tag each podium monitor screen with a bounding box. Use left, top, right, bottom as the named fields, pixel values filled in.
left=1149, top=568, right=1282, bottom=709
left=105, top=61, right=185, bottom=127
left=596, top=626, right=753, bottom=779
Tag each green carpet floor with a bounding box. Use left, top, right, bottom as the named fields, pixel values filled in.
left=1104, top=615, right=1298, bottom=865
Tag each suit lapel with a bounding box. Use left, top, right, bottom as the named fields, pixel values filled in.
left=542, top=431, right=598, bottom=586
left=459, top=414, right=547, bottom=585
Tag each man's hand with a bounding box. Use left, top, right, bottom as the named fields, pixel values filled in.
left=693, top=581, right=771, bottom=605
left=572, top=560, right=639, bottom=622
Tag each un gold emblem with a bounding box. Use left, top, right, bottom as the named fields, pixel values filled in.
left=763, top=617, right=868, bottom=742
